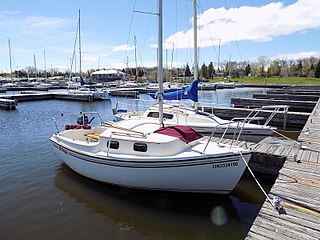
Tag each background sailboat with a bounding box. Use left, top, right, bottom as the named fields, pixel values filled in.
left=67, top=9, right=110, bottom=101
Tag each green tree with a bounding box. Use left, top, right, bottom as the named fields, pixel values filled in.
left=315, top=60, right=320, bottom=78
left=184, top=63, right=191, bottom=77
left=245, top=63, right=251, bottom=76
left=200, top=63, right=208, bottom=79
left=257, top=56, right=269, bottom=77
left=296, top=60, right=303, bottom=77
left=207, top=62, right=214, bottom=79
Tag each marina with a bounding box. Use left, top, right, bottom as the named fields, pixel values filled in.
left=1, top=85, right=320, bottom=239
left=1, top=0, right=320, bottom=238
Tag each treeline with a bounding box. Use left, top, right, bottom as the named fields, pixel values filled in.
left=1, top=56, right=320, bottom=80
left=198, top=56, right=320, bottom=79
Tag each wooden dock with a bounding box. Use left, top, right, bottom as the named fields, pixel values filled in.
left=0, top=98, right=17, bottom=110
left=107, top=88, right=139, bottom=98
left=201, top=105, right=309, bottom=129
left=231, top=97, right=316, bottom=113
left=244, top=98, right=320, bottom=239
left=0, top=92, right=94, bottom=106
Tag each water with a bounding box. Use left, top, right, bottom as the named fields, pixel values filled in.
left=0, top=88, right=273, bottom=240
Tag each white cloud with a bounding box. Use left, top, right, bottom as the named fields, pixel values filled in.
left=164, top=0, right=320, bottom=49
left=0, top=13, right=71, bottom=34
left=112, top=44, right=135, bottom=52
left=271, top=51, right=320, bottom=60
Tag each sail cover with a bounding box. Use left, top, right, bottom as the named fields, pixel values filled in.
left=154, top=125, right=203, bottom=144
left=149, top=79, right=202, bottom=102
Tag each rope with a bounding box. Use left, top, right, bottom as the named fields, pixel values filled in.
left=239, top=151, right=276, bottom=208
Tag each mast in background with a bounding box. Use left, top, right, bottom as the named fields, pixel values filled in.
left=8, top=39, right=13, bottom=75
left=78, top=9, right=82, bottom=77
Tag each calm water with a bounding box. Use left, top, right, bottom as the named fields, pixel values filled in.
left=0, top=88, right=273, bottom=240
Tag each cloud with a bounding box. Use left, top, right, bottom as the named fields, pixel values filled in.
left=112, top=44, right=135, bottom=52
left=164, top=0, right=320, bottom=49
left=0, top=12, right=72, bottom=37
left=271, top=51, right=320, bottom=60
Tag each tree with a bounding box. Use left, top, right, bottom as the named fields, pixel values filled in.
left=184, top=63, right=191, bottom=77
left=207, top=62, right=214, bottom=79
left=268, top=60, right=281, bottom=77
left=245, top=63, right=251, bottom=76
left=200, top=63, right=208, bottom=79
left=257, top=56, right=269, bottom=77
left=315, top=60, right=320, bottom=78
left=296, top=60, right=303, bottom=77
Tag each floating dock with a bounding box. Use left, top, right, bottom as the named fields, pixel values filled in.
left=107, top=88, right=139, bottom=98
left=231, top=97, right=316, bottom=113
left=0, top=98, right=17, bottom=110
left=201, top=105, right=309, bottom=129
left=0, top=92, right=94, bottom=104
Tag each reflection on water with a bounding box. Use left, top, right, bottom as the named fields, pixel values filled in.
left=55, top=164, right=251, bottom=240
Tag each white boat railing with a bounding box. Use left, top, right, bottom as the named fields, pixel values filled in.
left=202, top=120, right=248, bottom=154
left=229, top=105, right=289, bottom=130
left=112, top=99, right=156, bottom=117
left=52, top=111, right=105, bottom=133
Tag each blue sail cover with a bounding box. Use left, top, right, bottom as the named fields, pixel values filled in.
left=149, top=79, right=202, bottom=102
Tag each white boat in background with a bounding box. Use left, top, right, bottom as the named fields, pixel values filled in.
left=68, top=85, right=110, bottom=100
left=214, top=81, right=236, bottom=89
left=50, top=0, right=252, bottom=194
left=114, top=79, right=276, bottom=143
left=114, top=101, right=276, bottom=143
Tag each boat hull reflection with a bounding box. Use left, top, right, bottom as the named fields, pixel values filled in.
left=55, top=164, right=245, bottom=239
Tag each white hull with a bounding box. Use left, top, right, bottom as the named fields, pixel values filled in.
left=52, top=140, right=250, bottom=194
left=68, top=88, right=110, bottom=100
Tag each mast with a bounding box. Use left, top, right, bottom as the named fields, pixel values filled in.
left=134, top=36, right=138, bottom=77
left=78, top=9, right=82, bottom=78
left=193, top=0, right=199, bottom=110
left=44, top=50, right=47, bottom=79
left=34, top=54, right=37, bottom=80
left=157, top=0, right=164, bottom=126
left=8, top=39, right=13, bottom=75
left=193, top=0, right=198, bottom=80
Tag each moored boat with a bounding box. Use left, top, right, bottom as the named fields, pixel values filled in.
left=50, top=0, right=252, bottom=194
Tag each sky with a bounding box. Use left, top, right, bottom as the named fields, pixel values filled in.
left=0, top=0, right=320, bottom=73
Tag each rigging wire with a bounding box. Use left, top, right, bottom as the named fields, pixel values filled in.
left=69, top=15, right=80, bottom=80
left=123, top=0, right=137, bottom=68
left=124, top=0, right=156, bottom=70
left=140, top=0, right=155, bottom=67
left=223, top=0, right=243, bottom=61
left=197, top=1, right=218, bottom=59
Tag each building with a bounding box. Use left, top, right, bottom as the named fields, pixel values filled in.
left=91, top=69, right=126, bottom=82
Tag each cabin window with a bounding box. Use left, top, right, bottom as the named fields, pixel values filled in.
left=107, top=140, right=119, bottom=149
left=147, top=112, right=159, bottom=118
left=133, top=143, right=148, bottom=152
left=147, top=112, right=173, bottom=119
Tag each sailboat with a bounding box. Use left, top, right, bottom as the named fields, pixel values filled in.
left=67, top=9, right=110, bottom=101
left=50, top=0, right=252, bottom=194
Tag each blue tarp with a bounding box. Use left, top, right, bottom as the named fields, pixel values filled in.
left=149, top=79, right=202, bottom=102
